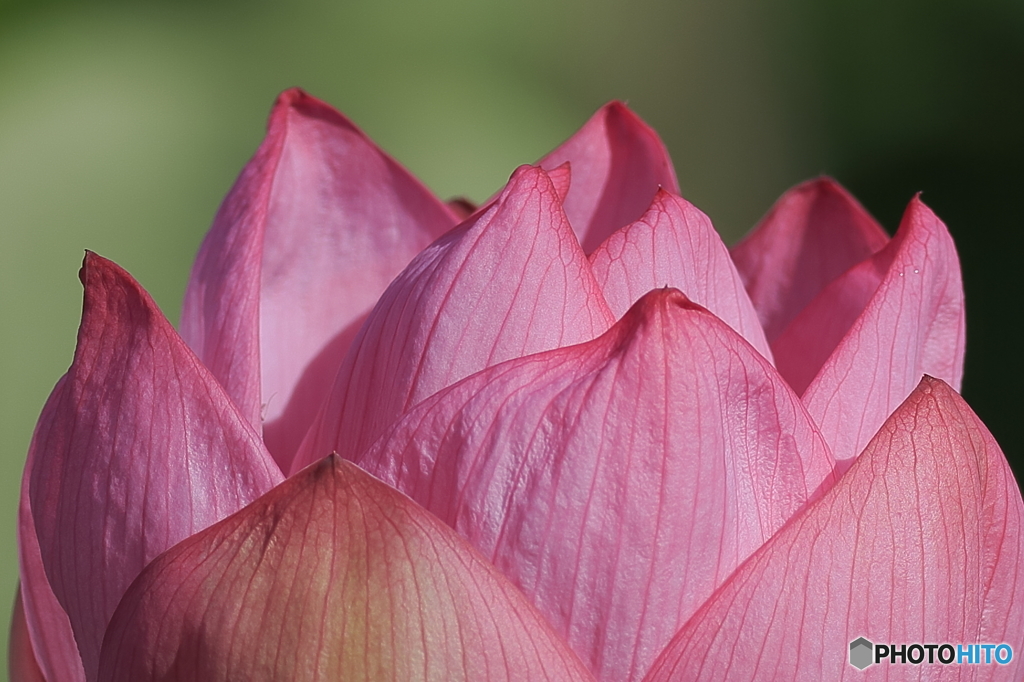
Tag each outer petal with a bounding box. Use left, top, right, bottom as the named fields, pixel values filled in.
left=730, top=177, right=889, bottom=343
left=25, top=254, right=283, bottom=681
left=589, top=188, right=773, bottom=361
left=180, top=88, right=458, bottom=471
left=792, top=197, right=966, bottom=464
left=98, top=456, right=595, bottom=682
left=293, top=165, right=615, bottom=473
left=539, top=101, right=679, bottom=253
left=355, top=289, right=835, bottom=681
left=644, top=378, right=1024, bottom=681
left=17, top=379, right=86, bottom=682
left=9, top=588, right=46, bottom=682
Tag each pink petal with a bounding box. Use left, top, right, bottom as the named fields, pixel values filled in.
left=180, top=88, right=458, bottom=472
left=539, top=101, right=679, bottom=253
left=293, top=165, right=615, bottom=474
left=355, top=289, right=835, bottom=681
left=589, top=189, right=773, bottom=360
left=18, top=385, right=87, bottom=682
left=98, top=456, right=595, bottom=682
left=791, top=197, right=966, bottom=464
left=730, top=177, right=889, bottom=343
left=25, top=254, right=283, bottom=681
left=770, top=254, right=889, bottom=397
left=547, top=161, right=572, bottom=203
left=9, top=587, right=47, bottom=682
left=644, top=378, right=1024, bottom=681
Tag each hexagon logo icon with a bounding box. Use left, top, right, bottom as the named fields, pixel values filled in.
left=849, top=637, right=874, bottom=670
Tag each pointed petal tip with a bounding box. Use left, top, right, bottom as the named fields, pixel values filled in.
left=644, top=187, right=710, bottom=224
left=508, top=162, right=551, bottom=185
left=621, top=285, right=773, bottom=342
left=80, top=249, right=126, bottom=271
left=79, top=249, right=106, bottom=278
left=599, top=99, right=639, bottom=122
left=632, top=286, right=699, bottom=313
left=273, top=86, right=310, bottom=107
left=307, top=450, right=344, bottom=479
left=272, top=87, right=336, bottom=116
left=773, top=176, right=880, bottom=228
left=499, top=163, right=569, bottom=212
left=79, top=250, right=94, bottom=284
left=77, top=252, right=155, bottom=314
left=652, top=185, right=674, bottom=201
left=781, top=176, right=864, bottom=211
left=598, top=99, right=647, bottom=126
left=452, top=162, right=569, bottom=220
left=546, top=161, right=572, bottom=203
left=611, top=287, right=700, bottom=333
left=596, top=100, right=675, bottom=171
left=272, top=86, right=307, bottom=107
left=269, top=87, right=358, bottom=131
left=903, top=191, right=935, bottom=220
left=795, top=174, right=842, bottom=193
left=605, top=288, right=726, bottom=360
left=903, top=375, right=974, bottom=427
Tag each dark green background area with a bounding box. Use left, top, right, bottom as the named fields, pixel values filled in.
left=1, top=0, right=1021, bottom=674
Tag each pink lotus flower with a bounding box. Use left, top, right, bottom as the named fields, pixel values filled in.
left=12, top=89, right=1024, bottom=681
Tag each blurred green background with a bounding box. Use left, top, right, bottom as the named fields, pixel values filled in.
left=1, top=0, right=1021, bottom=675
